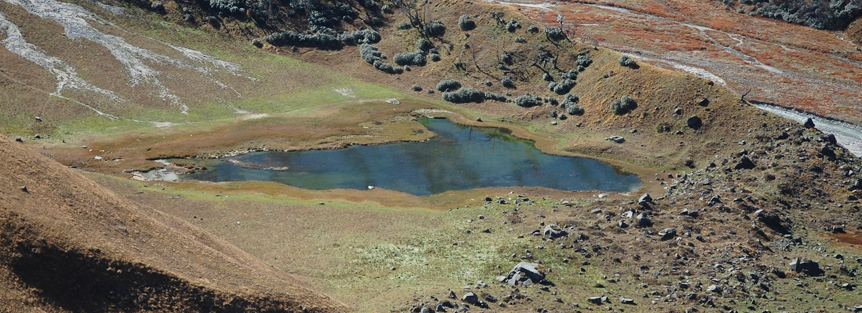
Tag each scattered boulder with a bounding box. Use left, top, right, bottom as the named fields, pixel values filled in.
left=803, top=118, right=815, bottom=128
left=697, top=98, right=709, bottom=106
left=707, top=195, right=721, bottom=206
left=543, top=224, right=568, bottom=240
left=706, top=284, right=721, bottom=293
left=587, top=296, right=602, bottom=304
left=734, top=156, right=756, bottom=170
left=461, top=292, right=479, bottom=305
left=823, top=133, right=837, bottom=144
left=686, top=116, right=703, bottom=130
left=754, top=209, right=792, bottom=234
left=638, top=193, right=653, bottom=205
left=606, top=136, right=625, bottom=143
left=636, top=213, right=652, bottom=227
left=498, top=262, right=546, bottom=286
left=680, top=209, right=699, bottom=218
left=790, top=258, right=824, bottom=276
left=659, top=228, right=677, bottom=240
left=620, top=297, right=635, bottom=305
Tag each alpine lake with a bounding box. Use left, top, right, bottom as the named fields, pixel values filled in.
left=177, top=118, right=642, bottom=196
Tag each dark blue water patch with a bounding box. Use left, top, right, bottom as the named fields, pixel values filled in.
left=181, top=118, right=642, bottom=196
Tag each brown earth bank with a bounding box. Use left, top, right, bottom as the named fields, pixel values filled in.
left=0, top=134, right=342, bottom=312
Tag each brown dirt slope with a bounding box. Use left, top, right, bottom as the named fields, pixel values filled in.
left=849, top=18, right=862, bottom=45
left=0, top=135, right=343, bottom=312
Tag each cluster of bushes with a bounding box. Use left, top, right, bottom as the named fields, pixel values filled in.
left=618, top=55, right=637, bottom=68
left=264, top=30, right=341, bottom=49
left=544, top=26, right=567, bottom=41
left=459, top=15, right=476, bottom=31
left=576, top=53, right=593, bottom=70
left=443, top=88, right=485, bottom=103
left=338, top=29, right=382, bottom=45
left=265, top=28, right=382, bottom=50
left=394, top=51, right=426, bottom=66
left=484, top=92, right=508, bottom=102
left=436, top=80, right=462, bottom=92
left=562, top=94, right=584, bottom=115
left=561, top=69, right=578, bottom=80
left=542, top=72, right=554, bottom=82
left=208, top=0, right=245, bottom=15
left=506, top=18, right=521, bottom=32
left=423, top=20, right=447, bottom=37
left=610, top=96, right=637, bottom=115
left=548, top=79, right=575, bottom=95
left=514, top=94, right=541, bottom=107
left=740, top=0, right=862, bottom=30
left=360, top=44, right=403, bottom=74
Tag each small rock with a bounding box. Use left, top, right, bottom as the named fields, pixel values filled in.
left=587, top=297, right=602, bottom=304
left=461, top=292, right=479, bottom=305
left=15, top=137, right=23, bottom=142
left=606, top=135, right=625, bottom=143
left=659, top=228, right=677, bottom=241
left=803, top=118, right=815, bottom=128
left=706, top=284, right=721, bottom=293
left=734, top=156, right=756, bottom=170
left=620, top=297, right=635, bottom=305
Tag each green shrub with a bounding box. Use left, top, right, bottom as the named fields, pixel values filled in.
left=506, top=18, right=521, bottom=32
left=544, top=26, right=567, bottom=41
left=561, top=69, right=578, bottom=80
left=563, top=94, right=584, bottom=115
left=417, top=39, right=434, bottom=52
left=338, top=29, right=382, bottom=45
left=484, top=92, right=507, bottom=102
left=514, top=94, right=541, bottom=107
left=394, top=51, right=427, bottom=66
left=424, top=20, right=447, bottom=37
left=442, top=88, right=485, bottom=103
left=618, top=55, right=637, bottom=67
left=527, top=25, right=539, bottom=33
left=264, top=30, right=342, bottom=49
left=436, top=80, right=462, bottom=92
left=610, top=96, right=637, bottom=115
left=459, top=15, right=476, bottom=31
left=548, top=79, right=575, bottom=95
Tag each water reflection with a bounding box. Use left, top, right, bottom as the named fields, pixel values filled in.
left=183, top=118, right=642, bottom=196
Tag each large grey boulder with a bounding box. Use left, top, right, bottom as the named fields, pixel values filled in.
left=461, top=292, right=479, bottom=305
left=638, top=193, right=652, bottom=205
left=497, top=262, right=545, bottom=286
left=543, top=224, right=568, bottom=240
left=789, top=257, right=824, bottom=276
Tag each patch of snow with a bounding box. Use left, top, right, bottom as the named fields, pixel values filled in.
left=0, top=12, right=120, bottom=100
left=2, top=0, right=254, bottom=117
